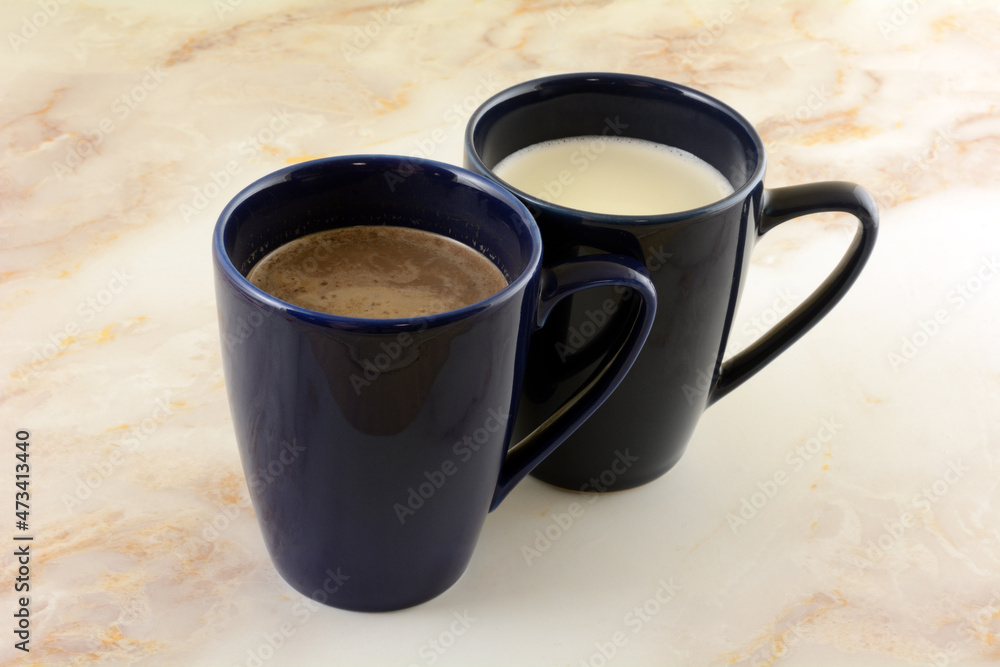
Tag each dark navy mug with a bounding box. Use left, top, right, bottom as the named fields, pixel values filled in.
left=465, top=73, right=878, bottom=492
left=212, top=155, right=656, bottom=611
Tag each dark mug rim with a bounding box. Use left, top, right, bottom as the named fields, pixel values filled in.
left=464, top=72, right=768, bottom=224
left=213, top=155, right=543, bottom=332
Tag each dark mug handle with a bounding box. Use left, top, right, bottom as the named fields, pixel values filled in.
left=710, top=181, right=879, bottom=405
left=490, top=255, right=657, bottom=509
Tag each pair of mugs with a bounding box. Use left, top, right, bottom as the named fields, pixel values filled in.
left=213, top=73, right=878, bottom=612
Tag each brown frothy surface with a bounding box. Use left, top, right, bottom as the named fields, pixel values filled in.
left=247, top=226, right=508, bottom=318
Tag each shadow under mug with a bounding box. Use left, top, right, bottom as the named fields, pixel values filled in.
left=212, top=155, right=656, bottom=611
left=465, top=73, right=878, bottom=492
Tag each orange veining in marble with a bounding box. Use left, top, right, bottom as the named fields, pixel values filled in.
left=723, top=590, right=848, bottom=665
left=798, top=111, right=877, bottom=145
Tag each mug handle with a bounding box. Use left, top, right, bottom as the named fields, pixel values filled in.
left=489, top=255, right=657, bottom=510
left=709, top=181, right=879, bottom=405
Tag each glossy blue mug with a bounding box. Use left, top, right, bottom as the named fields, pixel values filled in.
left=465, top=73, right=879, bottom=492
left=212, top=156, right=656, bottom=611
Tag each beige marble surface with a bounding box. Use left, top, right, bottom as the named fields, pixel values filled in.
left=2, top=0, right=999, bottom=665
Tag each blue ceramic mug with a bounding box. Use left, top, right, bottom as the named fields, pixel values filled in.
left=212, top=156, right=656, bottom=611
left=465, top=73, right=879, bottom=492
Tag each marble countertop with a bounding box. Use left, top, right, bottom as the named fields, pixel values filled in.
left=2, top=0, right=999, bottom=665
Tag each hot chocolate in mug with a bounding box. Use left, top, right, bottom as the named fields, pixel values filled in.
left=213, top=155, right=656, bottom=611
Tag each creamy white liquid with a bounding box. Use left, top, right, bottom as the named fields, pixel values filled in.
left=493, top=136, right=734, bottom=215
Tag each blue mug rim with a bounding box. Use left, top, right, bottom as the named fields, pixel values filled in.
left=465, top=72, right=768, bottom=225
left=213, top=155, right=543, bottom=332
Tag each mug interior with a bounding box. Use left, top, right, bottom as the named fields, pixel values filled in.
left=215, top=156, right=540, bottom=319
left=468, top=73, right=765, bottom=207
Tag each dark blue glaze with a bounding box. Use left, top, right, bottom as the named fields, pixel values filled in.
left=465, top=73, right=878, bottom=492
left=213, top=156, right=655, bottom=611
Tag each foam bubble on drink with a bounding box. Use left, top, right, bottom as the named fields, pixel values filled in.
left=248, top=226, right=508, bottom=319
